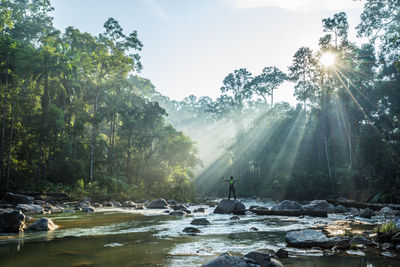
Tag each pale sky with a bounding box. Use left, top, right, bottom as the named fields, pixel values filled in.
left=50, top=0, right=366, bottom=105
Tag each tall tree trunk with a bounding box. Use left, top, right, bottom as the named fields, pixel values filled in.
left=89, top=95, right=99, bottom=182
left=6, top=110, right=13, bottom=189
left=324, top=136, right=333, bottom=194
left=126, top=129, right=132, bottom=179
left=0, top=56, right=8, bottom=186
left=270, top=89, right=274, bottom=107
left=348, top=121, right=352, bottom=169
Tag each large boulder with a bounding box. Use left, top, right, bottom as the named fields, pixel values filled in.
left=29, top=217, right=57, bottom=231
left=302, top=200, right=334, bottom=213
left=377, top=207, right=398, bottom=216
left=0, top=210, right=26, bottom=232
left=147, top=198, right=169, bottom=209
left=285, top=229, right=350, bottom=248
left=359, top=208, right=374, bottom=219
left=270, top=200, right=303, bottom=211
left=16, top=204, right=44, bottom=214
left=2, top=192, right=34, bottom=204
left=202, top=252, right=256, bottom=267
left=214, top=199, right=246, bottom=215
left=122, top=201, right=136, bottom=208
left=244, top=251, right=270, bottom=267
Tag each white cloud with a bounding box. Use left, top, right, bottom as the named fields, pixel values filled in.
left=226, top=0, right=364, bottom=12
left=141, top=0, right=169, bottom=20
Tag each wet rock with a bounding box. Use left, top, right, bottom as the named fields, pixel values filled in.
left=347, top=207, right=359, bottom=215
left=193, top=207, right=205, bottom=213
left=2, top=192, right=34, bottom=204
left=167, top=199, right=177, bottom=206
left=271, top=200, right=303, bottom=211
left=249, top=205, right=259, bottom=210
left=92, top=203, right=102, bottom=208
left=169, top=210, right=186, bottom=216
left=110, top=200, right=122, bottom=207
left=29, top=217, right=57, bottom=231
left=359, top=208, right=374, bottom=218
left=244, top=251, right=270, bottom=267
left=34, top=200, right=52, bottom=208
left=82, top=206, right=95, bottom=213
left=147, top=198, right=169, bottom=209
left=250, top=227, right=259, bottom=231
left=333, top=205, right=347, bottom=213
left=377, top=207, right=397, bottom=216
left=391, top=232, right=400, bottom=242
left=302, top=200, right=334, bottom=213
left=191, top=218, right=210, bottom=225
left=102, top=201, right=115, bottom=207
left=337, top=197, right=348, bottom=202
left=285, top=229, right=350, bottom=249
left=230, top=216, right=240, bottom=220
left=63, top=209, right=75, bottom=213
left=275, top=248, right=288, bottom=258
left=50, top=206, right=64, bottom=213
left=0, top=210, right=26, bottom=232
left=202, top=252, right=255, bottom=267
left=173, top=204, right=191, bottom=214
left=214, top=199, right=246, bottom=215
left=183, top=227, right=201, bottom=234
left=381, top=251, right=396, bottom=258
left=16, top=204, right=44, bottom=214
left=122, top=201, right=136, bottom=208
left=270, top=259, right=284, bottom=267
left=163, top=210, right=170, bottom=214
left=382, top=242, right=394, bottom=250
left=80, top=200, right=91, bottom=208
left=346, top=250, right=366, bottom=256
left=350, top=236, right=374, bottom=246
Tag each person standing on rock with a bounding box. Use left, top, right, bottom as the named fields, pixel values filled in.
left=222, top=176, right=240, bottom=200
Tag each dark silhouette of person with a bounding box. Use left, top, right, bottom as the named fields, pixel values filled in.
left=222, top=176, right=240, bottom=200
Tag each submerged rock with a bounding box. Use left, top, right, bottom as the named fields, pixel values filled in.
left=147, top=198, right=169, bottom=209
left=214, top=199, right=246, bottom=215
left=29, top=217, right=57, bottom=231
left=193, top=207, right=205, bottom=213
left=173, top=204, right=191, bottom=214
left=0, top=210, right=26, bottom=233
left=191, top=218, right=210, bottom=225
left=183, top=227, right=201, bottom=234
left=359, top=208, right=374, bottom=218
left=16, top=204, right=44, bottom=214
left=271, top=200, right=303, bottom=211
left=285, top=229, right=350, bottom=248
left=169, top=210, right=186, bottom=216
left=2, top=192, right=34, bottom=204
left=230, top=216, right=240, bottom=220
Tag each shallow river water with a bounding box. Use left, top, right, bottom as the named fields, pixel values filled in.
left=0, top=199, right=398, bottom=266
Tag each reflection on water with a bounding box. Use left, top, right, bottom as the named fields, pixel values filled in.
left=0, top=199, right=398, bottom=266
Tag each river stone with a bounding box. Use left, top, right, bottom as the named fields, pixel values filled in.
left=191, top=218, right=210, bottom=225
left=250, top=227, right=259, bottom=231
left=2, top=192, right=34, bottom=204
left=378, top=207, right=397, bottom=216
left=214, top=199, right=246, bottom=215
left=275, top=248, right=288, bottom=258
left=244, top=251, right=270, bottom=267
left=82, top=206, right=95, bottom=213
left=285, top=229, right=350, bottom=248
left=202, top=252, right=256, bottom=267
left=333, top=205, right=347, bottom=213
left=147, top=198, right=169, bottom=209
left=122, top=201, right=136, bottom=208
left=193, top=207, right=205, bottom=213
left=381, top=251, right=396, bottom=258
left=169, top=210, right=186, bottom=216
left=0, top=210, right=26, bottom=232
left=271, top=200, right=303, bottom=211
left=350, top=236, right=374, bottom=246
left=346, top=250, right=366, bottom=256
left=102, top=201, right=115, bottom=207
left=183, top=227, right=201, bottom=234
left=174, top=204, right=191, bottom=214
left=230, top=216, right=240, bottom=220
left=359, top=208, right=374, bottom=218
left=391, top=232, right=400, bottom=242
left=16, top=204, right=44, bottom=214
left=92, top=203, right=102, bottom=208
left=270, top=258, right=284, bottom=267
left=382, top=242, right=394, bottom=250
left=29, top=217, right=57, bottom=231
left=302, top=200, right=334, bottom=213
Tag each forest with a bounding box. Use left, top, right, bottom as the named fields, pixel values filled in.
left=0, top=0, right=400, bottom=204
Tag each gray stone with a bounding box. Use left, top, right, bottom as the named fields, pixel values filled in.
left=2, top=192, right=34, bottom=204
left=82, top=206, right=95, bottom=213
left=174, top=204, right=191, bottom=214
left=381, top=251, right=396, bottom=258
left=359, top=208, right=374, bottom=218
left=16, top=204, right=44, bottom=214
left=244, top=251, right=270, bottom=267
left=346, top=250, right=366, bottom=256
left=169, top=210, right=186, bottom=216
left=29, top=217, right=57, bottom=231
left=183, top=227, right=201, bottom=234
left=350, top=236, right=374, bottom=246
left=92, top=203, right=102, bottom=208
left=302, top=200, right=334, bottom=213
left=382, top=242, right=394, bottom=250
left=378, top=207, right=397, bottom=216
left=285, top=229, right=350, bottom=248
left=122, top=201, right=136, bottom=208
left=193, top=207, right=206, bottom=213
left=333, top=205, right=347, bottom=213
left=202, top=253, right=252, bottom=267
left=0, top=210, right=26, bottom=232
left=230, top=216, right=240, bottom=220
left=147, top=198, right=169, bottom=209
left=275, top=248, right=288, bottom=258
left=270, top=258, right=283, bottom=267
left=191, top=218, right=210, bottom=225
left=214, top=199, right=246, bottom=215
left=271, top=200, right=303, bottom=211
left=250, top=227, right=259, bottom=231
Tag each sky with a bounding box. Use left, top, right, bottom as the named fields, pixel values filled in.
left=50, top=0, right=366, bottom=105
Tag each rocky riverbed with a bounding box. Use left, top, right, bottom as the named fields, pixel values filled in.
left=1, top=193, right=400, bottom=266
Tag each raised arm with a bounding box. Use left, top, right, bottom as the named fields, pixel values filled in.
left=222, top=176, right=229, bottom=182
left=234, top=177, right=241, bottom=182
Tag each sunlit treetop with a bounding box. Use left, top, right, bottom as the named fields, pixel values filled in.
left=319, top=52, right=336, bottom=67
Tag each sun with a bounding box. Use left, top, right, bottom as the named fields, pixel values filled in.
left=320, top=52, right=336, bottom=67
